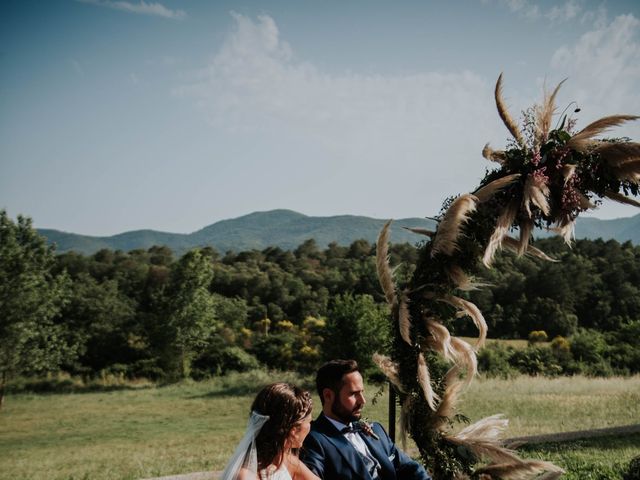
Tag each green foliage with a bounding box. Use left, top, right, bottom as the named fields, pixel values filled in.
left=324, top=293, right=390, bottom=375
left=528, top=330, right=549, bottom=343
left=0, top=211, right=74, bottom=406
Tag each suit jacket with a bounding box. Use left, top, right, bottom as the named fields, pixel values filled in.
left=301, top=414, right=431, bottom=480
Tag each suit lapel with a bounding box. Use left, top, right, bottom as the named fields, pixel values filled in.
left=314, top=415, right=371, bottom=480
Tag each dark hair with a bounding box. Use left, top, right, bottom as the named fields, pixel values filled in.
left=315, top=359, right=360, bottom=405
left=251, top=383, right=313, bottom=471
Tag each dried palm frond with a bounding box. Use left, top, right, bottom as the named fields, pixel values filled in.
left=495, top=74, right=525, bottom=147
left=518, top=220, right=533, bottom=256
left=417, top=352, right=439, bottom=411
left=482, top=143, right=507, bottom=164
left=523, top=173, right=550, bottom=217
left=594, top=141, right=640, bottom=166
left=604, top=190, right=640, bottom=207
left=474, top=460, right=564, bottom=480
left=562, top=164, right=576, bottom=185
left=536, top=79, right=566, bottom=145
left=503, top=236, right=558, bottom=262
left=567, top=115, right=639, bottom=152
left=613, top=159, right=640, bottom=182
left=483, top=199, right=519, bottom=267
left=403, top=226, right=435, bottom=237
left=453, top=474, right=471, bottom=480
left=474, top=174, right=521, bottom=203
left=372, top=353, right=404, bottom=392
left=398, top=293, right=412, bottom=345
left=431, top=194, right=478, bottom=257
left=376, top=220, right=396, bottom=305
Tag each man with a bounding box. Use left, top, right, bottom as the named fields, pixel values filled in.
left=301, top=359, right=431, bottom=480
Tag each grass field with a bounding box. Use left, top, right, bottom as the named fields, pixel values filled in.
left=0, top=372, right=638, bottom=479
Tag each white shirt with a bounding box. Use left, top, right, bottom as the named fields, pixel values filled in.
left=323, top=414, right=380, bottom=478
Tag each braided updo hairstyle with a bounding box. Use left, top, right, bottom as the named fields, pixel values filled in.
left=251, top=382, right=313, bottom=472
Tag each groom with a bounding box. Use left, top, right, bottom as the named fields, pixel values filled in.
left=301, top=359, right=431, bottom=480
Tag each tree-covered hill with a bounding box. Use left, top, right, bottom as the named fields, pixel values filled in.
left=38, top=209, right=640, bottom=255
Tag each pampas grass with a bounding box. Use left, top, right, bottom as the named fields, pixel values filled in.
left=517, top=220, right=533, bottom=256
left=535, top=79, right=566, bottom=146
left=482, top=143, right=506, bottom=164
left=483, top=199, right=519, bottom=267
left=566, top=115, right=639, bottom=152
left=502, top=236, right=558, bottom=262
left=372, top=353, right=404, bottom=392
left=604, top=190, right=640, bottom=208
left=495, top=74, right=525, bottom=147
left=474, top=174, right=521, bottom=203
left=376, top=220, right=396, bottom=305
left=431, top=194, right=478, bottom=257
left=398, top=293, right=413, bottom=345
left=403, top=226, right=435, bottom=237
left=417, top=352, right=439, bottom=411
left=594, top=141, right=640, bottom=166
left=523, top=174, right=550, bottom=217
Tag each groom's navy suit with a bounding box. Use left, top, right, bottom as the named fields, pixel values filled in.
left=301, top=414, right=431, bottom=480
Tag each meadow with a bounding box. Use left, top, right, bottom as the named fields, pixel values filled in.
left=0, top=372, right=638, bottom=480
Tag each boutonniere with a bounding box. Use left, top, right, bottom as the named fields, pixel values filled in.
left=353, top=420, right=380, bottom=440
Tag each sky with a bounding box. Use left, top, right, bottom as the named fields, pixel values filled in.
left=2, top=0, right=640, bottom=236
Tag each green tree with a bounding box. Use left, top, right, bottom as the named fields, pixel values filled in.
left=324, top=293, right=390, bottom=374
left=0, top=211, right=72, bottom=408
left=161, top=250, right=218, bottom=379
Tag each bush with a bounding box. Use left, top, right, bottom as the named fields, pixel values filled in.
left=528, top=330, right=548, bottom=343
left=477, top=343, right=516, bottom=378
left=509, top=346, right=562, bottom=376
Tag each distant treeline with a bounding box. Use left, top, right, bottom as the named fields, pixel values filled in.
left=2, top=210, right=639, bottom=398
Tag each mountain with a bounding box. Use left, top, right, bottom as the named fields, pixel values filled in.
left=38, top=209, right=640, bottom=255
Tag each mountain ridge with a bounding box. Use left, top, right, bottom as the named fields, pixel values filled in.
left=38, top=209, right=640, bottom=255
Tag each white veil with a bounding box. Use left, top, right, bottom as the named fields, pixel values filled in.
left=220, top=411, right=270, bottom=480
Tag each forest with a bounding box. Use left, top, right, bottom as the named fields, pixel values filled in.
left=2, top=209, right=639, bottom=400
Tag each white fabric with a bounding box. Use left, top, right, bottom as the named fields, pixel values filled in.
left=259, top=464, right=293, bottom=480
left=221, top=411, right=270, bottom=480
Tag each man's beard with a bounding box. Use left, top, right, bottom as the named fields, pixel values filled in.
left=330, top=396, right=362, bottom=424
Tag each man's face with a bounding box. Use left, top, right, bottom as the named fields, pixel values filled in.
left=329, top=371, right=366, bottom=424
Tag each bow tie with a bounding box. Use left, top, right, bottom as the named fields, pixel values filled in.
left=340, top=422, right=380, bottom=440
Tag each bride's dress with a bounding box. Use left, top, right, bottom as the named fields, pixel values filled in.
left=259, top=464, right=292, bottom=480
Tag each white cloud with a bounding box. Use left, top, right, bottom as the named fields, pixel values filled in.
left=551, top=14, right=640, bottom=114
left=176, top=14, right=502, bottom=217
left=547, top=0, right=582, bottom=22
left=77, top=0, right=186, bottom=20
left=550, top=13, right=640, bottom=218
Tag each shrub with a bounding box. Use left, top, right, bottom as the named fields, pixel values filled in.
left=477, top=343, right=515, bottom=378
left=509, top=346, right=562, bottom=376
left=528, top=330, right=548, bottom=343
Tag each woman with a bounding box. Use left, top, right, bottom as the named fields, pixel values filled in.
left=221, top=383, right=320, bottom=480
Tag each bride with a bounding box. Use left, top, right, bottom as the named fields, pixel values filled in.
left=221, top=383, right=320, bottom=480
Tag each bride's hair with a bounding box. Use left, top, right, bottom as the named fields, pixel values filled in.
left=251, top=382, right=312, bottom=471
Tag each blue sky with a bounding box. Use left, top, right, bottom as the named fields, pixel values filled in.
left=2, top=0, right=640, bottom=236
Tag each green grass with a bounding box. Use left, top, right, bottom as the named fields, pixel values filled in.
left=0, top=373, right=638, bottom=479
left=520, top=434, right=640, bottom=480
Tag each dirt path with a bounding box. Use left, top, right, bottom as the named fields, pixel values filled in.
left=142, top=423, right=640, bottom=480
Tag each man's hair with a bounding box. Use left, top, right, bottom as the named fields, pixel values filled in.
left=316, top=359, right=360, bottom=405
